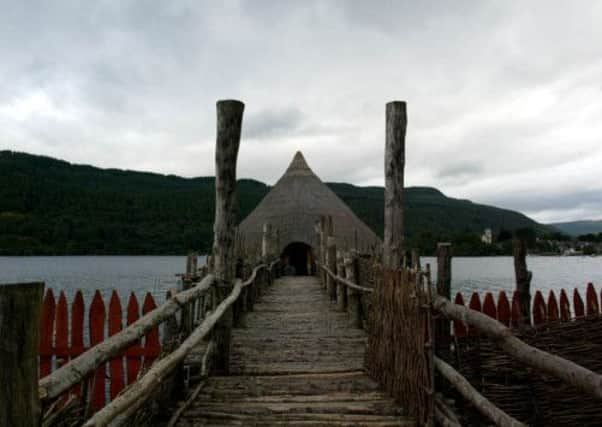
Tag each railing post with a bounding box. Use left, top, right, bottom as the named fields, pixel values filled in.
left=513, top=235, right=532, bottom=325
left=344, top=252, right=362, bottom=328
left=0, top=282, right=44, bottom=427
left=326, top=216, right=337, bottom=301
left=411, top=248, right=421, bottom=270
left=436, top=243, right=452, bottom=360
left=212, top=99, right=244, bottom=373
left=383, top=100, right=407, bottom=270
left=319, top=215, right=327, bottom=288
left=336, top=250, right=347, bottom=311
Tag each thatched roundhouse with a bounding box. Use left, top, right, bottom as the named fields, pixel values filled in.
left=238, top=151, right=381, bottom=274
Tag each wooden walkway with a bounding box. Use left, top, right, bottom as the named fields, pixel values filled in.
left=173, top=276, right=414, bottom=426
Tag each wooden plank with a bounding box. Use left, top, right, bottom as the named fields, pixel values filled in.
left=89, top=290, right=106, bottom=412
left=168, top=276, right=413, bottom=427
left=39, top=288, right=56, bottom=378
left=71, top=291, right=85, bottom=397
left=109, top=290, right=124, bottom=401
left=55, top=292, right=69, bottom=360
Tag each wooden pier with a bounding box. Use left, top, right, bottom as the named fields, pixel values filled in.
left=172, top=275, right=412, bottom=426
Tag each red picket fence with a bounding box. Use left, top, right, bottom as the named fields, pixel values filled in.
left=453, top=282, right=599, bottom=337
left=39, top=289, right=162, bottom=411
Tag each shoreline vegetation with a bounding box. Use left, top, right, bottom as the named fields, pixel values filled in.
left=1, top=150, right=600, bottom=257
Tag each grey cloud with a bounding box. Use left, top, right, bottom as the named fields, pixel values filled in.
left=437, top=163, right=482, bottom=179
left=1, top=1, right=601, bottom=223
left=244, top=108, right=306, bottom=140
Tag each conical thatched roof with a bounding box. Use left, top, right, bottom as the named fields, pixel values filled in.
left=238, top=151, right=381, bottom=255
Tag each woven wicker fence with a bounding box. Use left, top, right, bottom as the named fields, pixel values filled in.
left=449, top=316, right=602, bottom=426
left=365, top=267, right=433, bottom=424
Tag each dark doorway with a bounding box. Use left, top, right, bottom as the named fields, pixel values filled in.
left=281, top=242, right=314, bottom=276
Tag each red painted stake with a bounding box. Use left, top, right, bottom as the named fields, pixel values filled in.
left=482, top=292, right=497, bottom=319
left=126, top=293, right=142, bottom=385
left=40, top=289, right=56, bottom=378
left=559, top=289, right=571, bottom=322
left=71, top=291, right=85, bottom=397
left=468, top=292, right=481, bottom=335
left=586, top=282, right=599, bottom=316
left=55, top=292, right=69, bottom=359
left=142, top=293, right=161, bottom=369
left=497, top=291, right=511, bottom=327
left=54, top=292, right=69, bottom=403
left=453, top=293, right=467, bottom=337
left=108, top=291, right=125, bottom=400
left=89, top=291, right=106, bottom=412
left=547, top=290, right=559, bottom=322
left=532, top=291, right=547, bottom=326
left=574, top=289, right=585, bottom=318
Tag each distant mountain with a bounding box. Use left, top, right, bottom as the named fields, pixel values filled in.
left=328, top=183, right=548, bottom=241
left=0, top=151, right=547, bottom=255
left=550, top=220, right=602, bottom=237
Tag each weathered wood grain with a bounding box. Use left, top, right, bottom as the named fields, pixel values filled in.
left=213, top=99, right=244, bottom=373
left=383, top=100, right=407, bottom=270
left=173, top=276, right=414, bottom=426
left=513, top=236, right=532, bottom=325
left=0, top=282, right=44, bottom=427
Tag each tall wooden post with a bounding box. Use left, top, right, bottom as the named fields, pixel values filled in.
left=212, top=99, right=244, bottom=373
left=319, top=216, right=327, bottom=288
left=411, top=248, right=421, bottom=270
left=0, top=282, right=44, bottom=427
left=344, top=252, right=362, bottom=328
left=513, top=236, right=532, bottom=325
left=336, top=250, right=347, bottom=311
left=436, top=243, right=452, bottom=300
left=191, top=252, right=198, bottom=276
left=383, top=101, right=407, bottom=270
left=326, top=216, right=337, bottom=301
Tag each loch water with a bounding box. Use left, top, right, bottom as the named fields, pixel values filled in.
left=1, top=255, right=601, bottom=303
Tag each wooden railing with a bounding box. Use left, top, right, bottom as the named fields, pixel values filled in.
left=38, top=273, right=216, bottom=404
left=84, top=261, right=278, bottom=426
left=38, top=289, right=163, bottom=412
left=433, top=289, right=602, bottom=425
left=316, top=235, right=602, bottom=427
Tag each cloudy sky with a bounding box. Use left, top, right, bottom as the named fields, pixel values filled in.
left=2, top=1, right=601, bottom=223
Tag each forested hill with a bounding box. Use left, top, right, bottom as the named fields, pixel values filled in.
left=0, top=151, right=546, bottom=255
